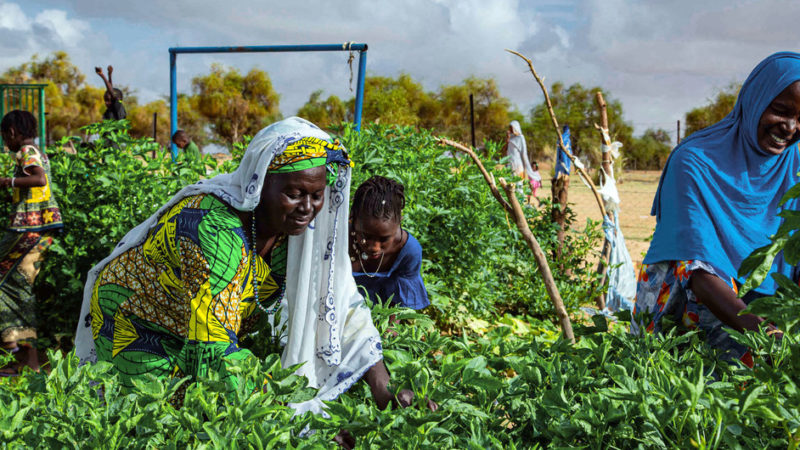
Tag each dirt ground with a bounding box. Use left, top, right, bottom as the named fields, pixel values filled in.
left=537, top=163, right=661, bottom=269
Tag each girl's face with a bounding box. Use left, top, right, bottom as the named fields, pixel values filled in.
left=353, top=214, right=401, bottom=260
left=1, top=127, right=22, bottom=151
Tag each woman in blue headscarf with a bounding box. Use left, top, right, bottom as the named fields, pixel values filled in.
left=632, top=52, right=800, bottom=366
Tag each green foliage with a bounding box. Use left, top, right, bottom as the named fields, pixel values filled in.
left=192, top=64, right=282, bottom=145
left=685, top=82, right=741, bottom=138
left=304, top=75, right=511, bottom=145
left=348, top=74, right=433, bottom=128
left=427, top=76, right=511, bottom=144
left=339, top=124, right=603, bottom=327
left=1, top=122, right=799, bottom=448
left=3, top=306, right=799, bottom=448
left=627, top=128, right=673, bottom=170
left=296, top=89, right=347, bottom=130
left=0, top=121, right=221, bottom=338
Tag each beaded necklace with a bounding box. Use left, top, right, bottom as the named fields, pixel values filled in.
left=251, top=210, right=283, bottom=315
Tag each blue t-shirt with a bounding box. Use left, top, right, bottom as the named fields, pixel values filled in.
left=353, top=232, right=430, bottom=310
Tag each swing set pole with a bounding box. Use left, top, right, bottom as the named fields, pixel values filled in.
left=168, top=43, right=369, bottom=157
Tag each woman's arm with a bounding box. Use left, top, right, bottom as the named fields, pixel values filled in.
left=364, top=360, right=394, bottom=410
left=0, top=166, right=46, bottom=188
left=689, top=270, right=771, bottom=333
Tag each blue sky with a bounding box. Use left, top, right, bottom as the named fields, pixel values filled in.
left=2, top=0, right=799, bottom=140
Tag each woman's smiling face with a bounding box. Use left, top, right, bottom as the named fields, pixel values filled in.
left=258, top=165, right=327, bottom=236
left=757, top=80, right=800, bottom=155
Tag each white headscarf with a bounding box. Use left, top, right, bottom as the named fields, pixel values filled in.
left=507, top=120, right=537, bottom=180
left=74, top=117, right=383, bottom=415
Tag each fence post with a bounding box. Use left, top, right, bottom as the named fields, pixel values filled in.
left=470, top=93, right=475, bottom=148
left=39, top=88, right=46, bottom=147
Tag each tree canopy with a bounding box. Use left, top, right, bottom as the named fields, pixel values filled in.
left=0, top=51, right=723, bottom=168
left=191, top=64, right=281, bottom=145
left=684, top=82, right=740, bottom=138
left=528, top=82, right=634, bottom=168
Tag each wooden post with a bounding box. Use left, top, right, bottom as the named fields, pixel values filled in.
left=593, top=91, right=614, bottom=310
left=677, top=119, right=681, bottom=145
left=153, top=112, right=158, bottom=159
left=469, top=93, right=476, bottom=149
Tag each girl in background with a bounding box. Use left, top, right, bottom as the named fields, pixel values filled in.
left=0, top=110, right=63, bottom=375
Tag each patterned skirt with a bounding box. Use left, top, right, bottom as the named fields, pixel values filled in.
left=0, top=230, right=54, bottom=345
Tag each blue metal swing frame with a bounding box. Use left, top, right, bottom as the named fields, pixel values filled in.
left=168, top=43, right=368, bottom=159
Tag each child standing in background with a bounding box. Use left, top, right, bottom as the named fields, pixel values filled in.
left=0, top=110, right=63, bottom=375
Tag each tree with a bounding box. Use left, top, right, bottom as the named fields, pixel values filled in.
left=627, top=128, right=672, bottom=170
left=1, top=52, right=105, bottom=141
left=684, top=82, right=740, bottom=138
left=426, top=77, right=511, bottom=145
left=127, top=99, right=170, bottom=147
left=175, top=94, right=208, bottom=147
left=351, top=73, right=433, bottom=127
left=528, top=82, right=634, bottom=167
left=297, top=90, right=347, bottom=130
left=192, top=64, right=281, bottom=146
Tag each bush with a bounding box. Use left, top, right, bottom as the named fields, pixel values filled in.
left=339, top=123, right=603, bottom=328
left=0, top=120, right=223, bottom=342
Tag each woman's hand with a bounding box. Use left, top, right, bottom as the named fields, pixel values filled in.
left=0, top=177, right=11, bottom=188
left=95, top=66, right=103, bottom=75
left=395, top=388, right=438, bottom=412
left=333, top=429, right=355, bottom=449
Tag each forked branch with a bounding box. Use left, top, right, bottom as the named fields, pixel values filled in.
left=437, top=138, right=512, bottom=213
left=439, top=138, right=575, bottom=343
left=505, top=49, right=607, bottom=219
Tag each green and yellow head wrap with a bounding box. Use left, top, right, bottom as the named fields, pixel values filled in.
left=268, top=136, right=351, bottom=184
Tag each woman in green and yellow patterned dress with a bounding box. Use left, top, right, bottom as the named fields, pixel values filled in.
left=75, top=117, right=411, bottom=415
left=0, top=110, right=63, bottom=375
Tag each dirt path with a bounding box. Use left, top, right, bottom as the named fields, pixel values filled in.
left=538, top=165, right=661, bottom=269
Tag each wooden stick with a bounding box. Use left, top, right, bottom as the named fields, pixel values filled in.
left=593, top=91, right=612, bottom=311
left=505, top=49, right=607, bottom=220
left=595, top=92, right=612, bottom=184
left=439, top=137, right=575, bottom=343
left=499, top=178, right=575, bottom=343
left=437, top=138, right=512, bottom=213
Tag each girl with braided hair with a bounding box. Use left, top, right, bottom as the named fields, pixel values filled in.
left=349, top=176, right=429, bottom=310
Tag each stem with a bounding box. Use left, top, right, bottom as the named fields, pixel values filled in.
left=439, top=138, right=575, bottom=343
left=500, top=179, right=575, bottom=343
left=437, top=138, right=512, bottom=213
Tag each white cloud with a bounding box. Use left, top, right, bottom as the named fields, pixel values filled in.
left=34, top=9, right=88, bottom=47
left=6, top=0, right=800, bottom=136
left=0, top=1, right=92, bottom=70
left=0, top=2, right=28, bottom=30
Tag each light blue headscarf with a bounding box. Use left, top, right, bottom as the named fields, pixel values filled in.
left=645, top=52, right=800, bottom=294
